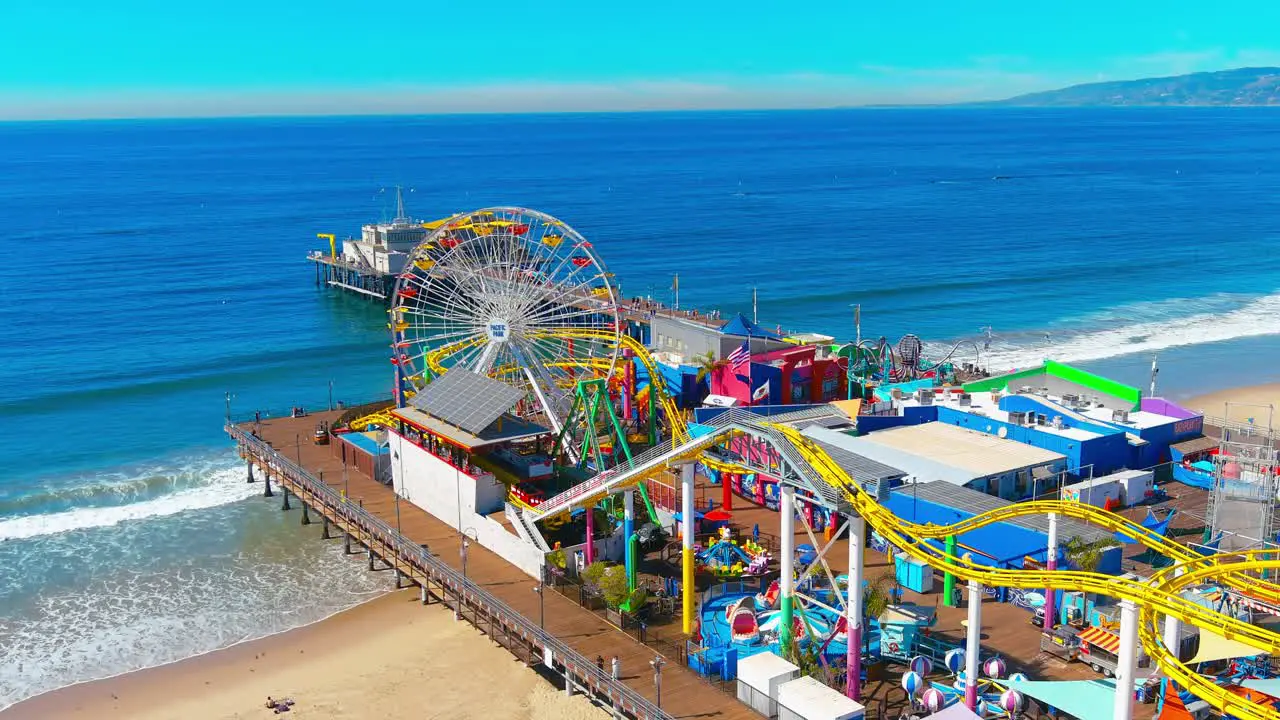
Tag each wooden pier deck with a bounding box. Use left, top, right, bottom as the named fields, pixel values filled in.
left=231, top=412, right=755, bottom=720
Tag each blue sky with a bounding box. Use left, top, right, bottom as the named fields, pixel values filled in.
left=2, top=1, right=1278, bottom=119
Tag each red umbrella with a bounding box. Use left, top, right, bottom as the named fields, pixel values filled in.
left=704, top=509, right=733, bottom=522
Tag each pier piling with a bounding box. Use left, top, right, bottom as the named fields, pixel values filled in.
left=367, top=546, right=375, bottom=571
left=343, top=532, right=352, bottom=554
left=301, top=502, right=311, bottom=525
left=281, top=487, right=291, bottom=511
left=321, top=518, right=330, bottom=539
left=246, top=462, right=255, bottom=484
left=395, top=569, right=404, bottom=589
left=263, top=472, right=273, bottom=498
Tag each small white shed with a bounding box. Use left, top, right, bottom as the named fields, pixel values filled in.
left=776, top=676, right=866, bottom=720
left=736, top=651, right=799, bottom=717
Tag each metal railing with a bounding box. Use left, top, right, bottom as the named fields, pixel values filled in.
left=228, top=423, right=672, bottom=720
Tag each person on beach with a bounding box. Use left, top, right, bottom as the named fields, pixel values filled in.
left=611, top=655, right=620, bottom=680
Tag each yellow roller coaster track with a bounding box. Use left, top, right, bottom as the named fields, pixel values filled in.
left=771, top=421, right=1280, bottom=720
left=346, top=410, right=398, bottom=432
left=411, top=326, right=1280, bottom=717
left=422, top=328, right=693, bottom=443
left=533, top=416, right=1280, bottom=720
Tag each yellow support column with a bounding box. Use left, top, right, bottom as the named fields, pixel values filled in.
left=681, top=462, right=696, bottom=635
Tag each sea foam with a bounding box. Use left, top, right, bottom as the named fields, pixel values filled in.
left=970, top=291, right=1280, bottom=372
left=0, top=462, right=258, bottom=541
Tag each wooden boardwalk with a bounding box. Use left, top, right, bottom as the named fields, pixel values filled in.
left=234, top=412, right=755, bottom=720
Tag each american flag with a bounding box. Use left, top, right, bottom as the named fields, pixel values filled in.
left=727, top=341, right=750, bottom=369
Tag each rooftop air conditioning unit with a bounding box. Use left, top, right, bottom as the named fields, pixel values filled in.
left=891, top=388, right=903, bottom=400
left=1052, top=416, right=1064, bottom=430
left=1061, top=393, right=1079, bottom=404
left=958, top=393, right=972, bottom=407
left=1018, top=385, right=1035, bottom=395
left=1008, top=411, right=1026, bottom=426
left=916, top=390, right=933, bottom=406
left=990, top=391, right=1002, bottom=403
left=1112, top=409, right=1130, bottom=423
left=1035, top=413, right=1047, bottom=426
left=1038, top=386, right=1051, bottom=396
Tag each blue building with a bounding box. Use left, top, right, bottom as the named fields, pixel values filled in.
left=862, top=362, right=1204, bottom=478
left=880, top=480, right=1123, bottom=575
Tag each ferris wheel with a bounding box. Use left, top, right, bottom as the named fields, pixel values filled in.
left=390, top=207, right=622, bottom=432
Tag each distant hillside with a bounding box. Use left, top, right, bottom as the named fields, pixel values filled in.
left=986, top=67, right=1280, bottom=107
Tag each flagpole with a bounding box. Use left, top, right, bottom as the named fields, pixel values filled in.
left=752, top=287, right=758, bottom=324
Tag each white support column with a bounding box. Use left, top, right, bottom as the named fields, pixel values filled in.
left=681, top=463, right=696, bottom=635
left=779, top=485, right=796, bottom=649
left=1115, top=599, right=1139, bottom=720
left=847, top=514, right=865, bottom=700
left=1162, top=567, right=1185, bottom=659
left=964, top=579, right=982, bottom=710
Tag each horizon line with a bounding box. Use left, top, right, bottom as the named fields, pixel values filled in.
left=5, top=103, right=1277, bottom=125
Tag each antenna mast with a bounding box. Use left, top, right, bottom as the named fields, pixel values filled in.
left=394, top=186, right=407, bottom=222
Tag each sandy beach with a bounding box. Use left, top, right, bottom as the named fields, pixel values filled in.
left=1183, top=384, right=1280, bottom=428
left=3, top=590, right=607, bottom=720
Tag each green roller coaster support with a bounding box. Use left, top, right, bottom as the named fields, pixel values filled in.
left=943, top=535, right=957, bottom=607
left=636, top=482, right=660, bottom=526
left=551, top=378, right=635, bottom=471
left=627, top=533, right=639, bottom=591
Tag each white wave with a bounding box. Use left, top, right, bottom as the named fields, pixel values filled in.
left=0, top=465, right=257, bottom=541
left=979, top=292, right=1280, bottom=372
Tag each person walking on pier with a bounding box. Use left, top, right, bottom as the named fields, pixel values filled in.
left=611, top=655, right=620, bottom=680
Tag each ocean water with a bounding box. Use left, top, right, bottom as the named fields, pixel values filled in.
left=2, top=108, right=1280, bottom=708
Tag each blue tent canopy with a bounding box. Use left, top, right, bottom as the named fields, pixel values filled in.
left=720, top=313, right=783, bottom=340
left=1006, top=678, right=1121, bottom=720
left=1116, top=509, right=1173, bottom=544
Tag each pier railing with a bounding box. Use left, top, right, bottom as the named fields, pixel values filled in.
left=227, top=423, right=672, bottom=720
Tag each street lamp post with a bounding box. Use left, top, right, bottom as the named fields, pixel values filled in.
left=461, top=536, right=472, bottom=579
left=328, top=379, right=334, bottom=411
left=650, top=656, right=665, bottom=708
left=533, top=584, right=545, bottom=628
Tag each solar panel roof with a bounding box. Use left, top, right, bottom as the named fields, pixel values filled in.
left=409, top=370, right=524, bottom=436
